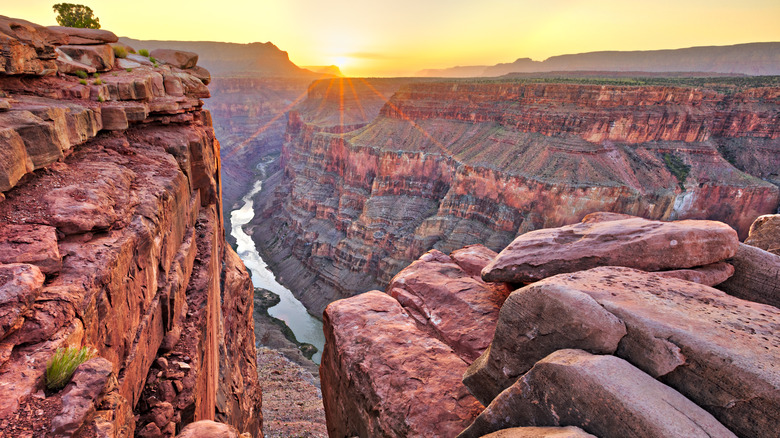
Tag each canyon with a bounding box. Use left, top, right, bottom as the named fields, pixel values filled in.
left=0, top=16, right=260, bottom=437
left=251, top=76, right=780, bottom=315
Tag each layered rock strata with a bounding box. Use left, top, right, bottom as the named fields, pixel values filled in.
left=0, top=17, right=259, bottom=437
left=320, top=214, right=778, bottom=438
left=254, top=77, right=780, bottom=314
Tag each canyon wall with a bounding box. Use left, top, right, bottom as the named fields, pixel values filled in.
left=0, top=17, right=260, bottom=437
left=253, top=77, right=780, bottom=315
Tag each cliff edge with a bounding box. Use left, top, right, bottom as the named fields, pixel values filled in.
left=0, top=16, right=260, bottom=437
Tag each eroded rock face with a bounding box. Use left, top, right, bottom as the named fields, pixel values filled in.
left=481, top=216, right=739, bottom=283
left=459, top=349, right=735, bottom=438
left=320, top=290, right=483, bottom=438
left=151, top=49, right=199, bottom=69
left=253, top=78, right=780, bottom=313
left=0, top=263, right=43, bottom=340
left=466, top=267, right=780, bottom=438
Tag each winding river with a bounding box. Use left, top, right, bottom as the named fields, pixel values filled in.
left=230, top=179, right=325, bottom=364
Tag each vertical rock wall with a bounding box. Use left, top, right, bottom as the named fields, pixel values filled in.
left=0, top=16, right=260, bottom=437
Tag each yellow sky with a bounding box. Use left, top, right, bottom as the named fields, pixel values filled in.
left=6, top=0, right=780, bottom=76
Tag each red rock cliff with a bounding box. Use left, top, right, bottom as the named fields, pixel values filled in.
left=253, top=78, right=780, bottom=314
left=0, top=16, right=260, bottom=437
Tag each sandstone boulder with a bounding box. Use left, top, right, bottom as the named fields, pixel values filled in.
left=54, top=47, right=97, bottom=75
left=466, top=267, right=780, bottom=438
left=51, top=357, right=113, bottom=436
left=0, top=224, right=61, bottom=274
left=717, top=243, right=780, bottom=308
left=59, top=44, right=115, bottom=72
left=482, top=216, right=739, bottom=283
left=450, top=244, right=501, bottom=277
left=47, top=26, right=118, bottom=45
left=115, top=58, right=142, bottom=70
left=126, top=53, right=154, bottom=66
left=321, top=290, right=483, bottom=438
left=655, top=261, right=734, bottom=286
left=186, top=65, right=211, bottom=85
left=0, top=110, right=65, bottom=169
left=176, top=420, right=244, bottom=438
left=744, top=214, right=780, bottom=255
left=0, top=124, right=33, bottom=191
left=387, top=249, right=511, bottom=362
left=481, top=427, right=596, bottom=438
left=163, top=74, right=185, bottom=96
left=150, top=49, right=198, bottom=69
left=459, top=350, right=736, bottom=438
left=0, top=16, right=65, bottom=75
left=0, top=263, right=44, bottom=340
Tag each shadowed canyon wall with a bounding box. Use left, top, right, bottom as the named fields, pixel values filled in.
left=252, top=77, right=780, bottom=315
left=0, top=17, right=260, bottom=437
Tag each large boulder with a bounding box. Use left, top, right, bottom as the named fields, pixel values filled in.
left=465, top=267, right=780, bottom=438
left=46, top=26, right=118, bottom=45
left=58, top=44, right=115, bottom=72
left=459, top=350, right=736, bottom=438
left=717, top=243, right=780, bottom=308
left=150, top=49, right=198, bottom=69
left=54, top=48, right=97, bottom=75
left=320, top=290, right=483, bottom=438
left=176, top=420, right=244, bottom=438
left=744, top=214, right=780, bottom=255
left=482, top=216, right=739, bottom=283
left=0, top=16, right=65, bottom=75
left=386, top=248, right=510, bottom=362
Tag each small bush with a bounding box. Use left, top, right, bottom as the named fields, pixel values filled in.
left=138, top=49, right=149, bottom=57
left=113, top=45, right=128, bottom=58
left=126, top=67, right=133, bottom=72
left=92, top=72, right=100, bottom=78
left=149, top=56, right=157, bottom=64
left=74, top=70, right=88, bottom=79
left=97, top=96, right=105, bottom=102
left=93, top=78, right=103, bottom=85
left=79, top=79, right=87, bottom=85
left=45, top=346, right=96, bottom=391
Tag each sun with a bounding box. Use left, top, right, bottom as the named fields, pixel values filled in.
left=331, top=56, right=350, bottom=69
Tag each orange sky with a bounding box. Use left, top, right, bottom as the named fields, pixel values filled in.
left=6, top=0, right=780, bottom=76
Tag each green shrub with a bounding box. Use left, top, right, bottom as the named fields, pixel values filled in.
left=92, top=72, right=100, bottom=78
left=97, top=96, right=105, bottom=102
left=93, top=78, right=103, bottom=85
left=138, top=49, right=149, bottom=57
left=149, top=56, right=157, bottom=64
left=45, top=346, right=96, bottom=391
left=663, top=153, right=691, bottom=191
left=79, top=79, right=87, bottom=85
left=74, top=70, right=88, bottom=79
left=126, top=67, right=133, bottom=72
left=112, top=45, right=128, bottom=58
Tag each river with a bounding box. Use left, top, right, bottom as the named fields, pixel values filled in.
left=229, top=179, right=325, bottom=364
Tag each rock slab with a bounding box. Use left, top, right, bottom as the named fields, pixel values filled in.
left=717, top=242, right=780, bottom=308
left=482, top=216, right=739, bottom=283
left=744, top=214, right=780, bottom=255
left=459, top=349, right=736, bottom=438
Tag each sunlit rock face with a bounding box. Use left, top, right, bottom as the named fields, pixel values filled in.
left=252, top=77, right=780, bottom=314
left=0, top=16, right=260, bottom=437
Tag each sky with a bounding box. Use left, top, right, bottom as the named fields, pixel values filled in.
left=6, top=0, right=780, bottom=76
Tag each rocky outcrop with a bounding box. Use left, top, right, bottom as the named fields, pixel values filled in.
left=320, top=214, right=778, bottom=438
left=320, top=290, right=483, bottom=437
left=0, top=17, right=260, bottom=437
left=253, top=78, right=780, bottom=315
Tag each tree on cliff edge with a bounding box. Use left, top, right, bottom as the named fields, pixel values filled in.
left=52, top=3, right=101, bottom=29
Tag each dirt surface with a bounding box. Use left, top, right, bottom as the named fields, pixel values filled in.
left=256, top=347, right=327, bottom=438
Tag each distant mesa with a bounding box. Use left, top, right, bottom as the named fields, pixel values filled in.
left=119, top=37, right=336, bottom=78
left=301, top=65, right=343, bottom=77
left=417, top=42, right=780, bottom=77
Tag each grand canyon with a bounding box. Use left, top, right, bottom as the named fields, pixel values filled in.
left=0, top=3, right=779, bottom=438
